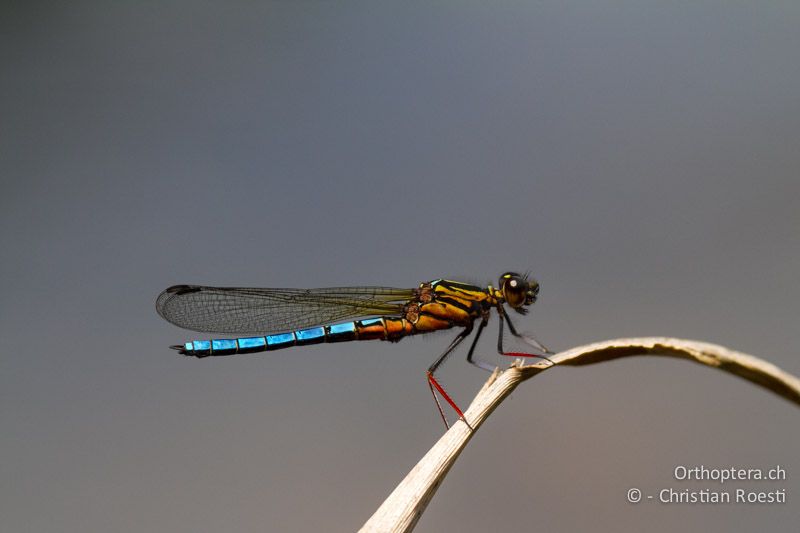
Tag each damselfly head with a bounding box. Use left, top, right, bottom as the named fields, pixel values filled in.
left=499, top=272, right=539, bottom=313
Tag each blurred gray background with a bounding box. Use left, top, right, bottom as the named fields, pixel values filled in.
left=2, top=2, right=798, bottom=532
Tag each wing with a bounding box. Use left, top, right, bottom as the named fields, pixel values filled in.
left=155, top=284, right=414, bottom=335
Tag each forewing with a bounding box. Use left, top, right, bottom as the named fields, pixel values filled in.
left=155, top=285, right=413, bottom=334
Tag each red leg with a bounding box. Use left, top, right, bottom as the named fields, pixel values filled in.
left=427, top=378, right=450, bottom=429
left=427, top=371, right=470, bottom=428
left=500, top=351, right=552, bottom=361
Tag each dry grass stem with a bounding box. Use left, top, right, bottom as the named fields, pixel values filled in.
left=359, top=337, right=799, bottom=533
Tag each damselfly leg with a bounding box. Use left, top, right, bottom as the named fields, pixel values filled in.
left=498, top=306, right=555, bottom=364
left=427, top=325, right=475, bottom=429
left=463, top=308, right=554, bottom=375
left=466, top=316, right=496, bottom=372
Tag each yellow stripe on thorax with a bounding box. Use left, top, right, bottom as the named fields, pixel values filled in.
left=433, top=280, right=499, bottom=307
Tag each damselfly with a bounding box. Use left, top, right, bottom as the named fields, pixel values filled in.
left=155, top=272, right=551, bottom=427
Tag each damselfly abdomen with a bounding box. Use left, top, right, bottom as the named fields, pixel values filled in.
left=156, top=272, right=550, bottom=427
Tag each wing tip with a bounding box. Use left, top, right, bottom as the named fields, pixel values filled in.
left=164, top=284, right=201, bottom=296
left=156, top=284, right=202, bottom=318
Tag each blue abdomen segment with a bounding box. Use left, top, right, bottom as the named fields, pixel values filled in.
left=237, top=336, right=267, bottom=352
left=266, top=332, right=294, bottom=350
left=173, top=318, right=385, bottom=357
left=295, top=327, right=325, bottom=346
left=328, top=321, right=357, bottom=342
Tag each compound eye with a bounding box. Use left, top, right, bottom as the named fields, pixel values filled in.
left=500, top=272, right=528, bottom=308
